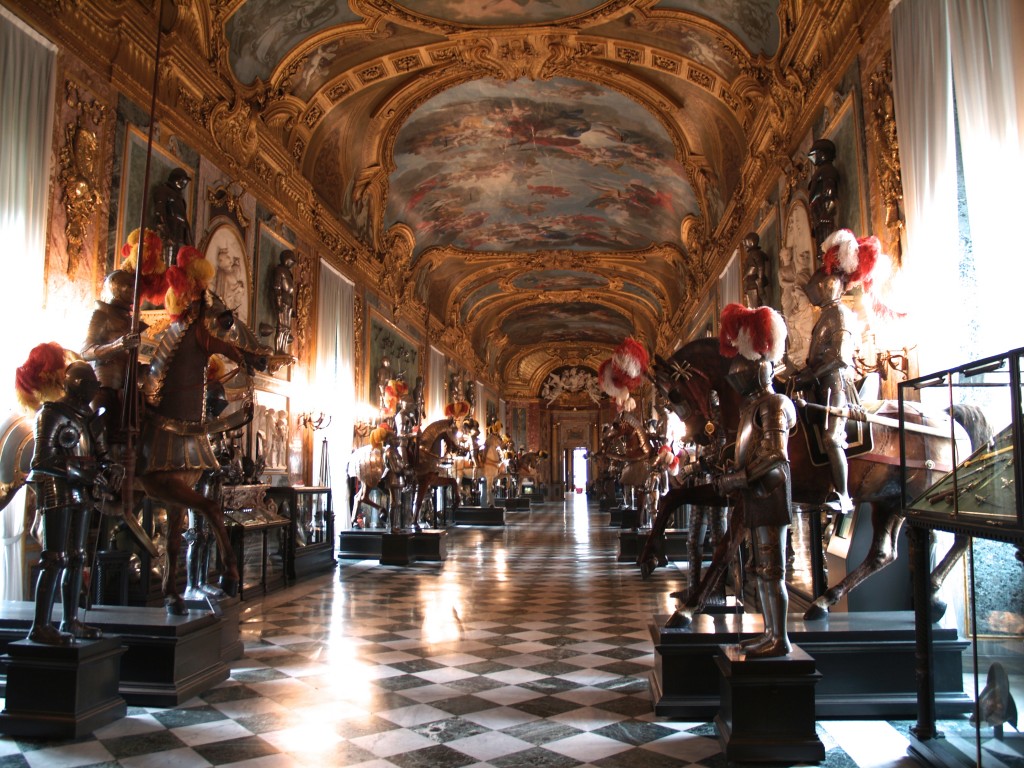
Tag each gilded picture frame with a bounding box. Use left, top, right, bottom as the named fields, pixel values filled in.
left=116, top=123, right=194, bottom=262
left=201, top=218, right=252, bottom=324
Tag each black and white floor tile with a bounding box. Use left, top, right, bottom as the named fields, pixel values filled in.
left=0, top=496, right=928, bottom=767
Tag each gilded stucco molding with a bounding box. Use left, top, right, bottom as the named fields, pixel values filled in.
left=865, top=51, right=904, bottom=263
left=58, top=81, right=108, bottom=273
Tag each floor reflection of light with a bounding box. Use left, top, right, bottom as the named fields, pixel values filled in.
left=572, top=492, right=590, bottom=540
left=422, top=581, right=465, bottom=645
left=492, top=546, right=508, bottom=581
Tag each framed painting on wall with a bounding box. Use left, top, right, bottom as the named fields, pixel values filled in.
left=251, top=385, right=290, bottom=475
left=116, top=124, right=194, bottom=262
left=202, top=219, right=251, bottom=324
left=367, top=310, right=420, bottom=407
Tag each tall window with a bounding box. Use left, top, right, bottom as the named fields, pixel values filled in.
left=0, top=8, right=56, bottom=412
left=892, top=0, right=1024, bottom=373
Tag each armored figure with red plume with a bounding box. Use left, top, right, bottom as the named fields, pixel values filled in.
left=716, top=303, right=797, bottom=658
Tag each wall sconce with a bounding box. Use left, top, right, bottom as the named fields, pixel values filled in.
left=854, top=345, right=914, bottom=381
left=298, top=411, right=331, bottom=431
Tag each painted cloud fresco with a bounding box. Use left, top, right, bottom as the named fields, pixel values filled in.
left=386, top=78, right=696, bottom=255
left=227, top=0, right=359, bottom=85
left=394, top=0, right=606, bottom=26
left=655, top=0, right=779, bottom=56
left=500, top=302, right=632, bottom=346
left=512, top=270, right=609, bottom=292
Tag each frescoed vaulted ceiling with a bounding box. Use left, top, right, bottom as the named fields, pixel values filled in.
left=99, top=0, right=880, bottom=396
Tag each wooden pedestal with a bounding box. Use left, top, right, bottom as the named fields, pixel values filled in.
left=715, top=643, right=825, bottom=763
left=0, top=636, right=126, bottom=738
left=617, top=529, right=689, bottom=562
left=380, top=532, right=416, bottom=566
left=649, top=610, right=971, bottom=719
left=497, top=497, right=530, bottom=510
left=411, top=529, right=447, bottom=561
left=337, top=529, right=384, bottom=559
left=0, top=601, right=229, bottom=707
left=453, top=506, right=505, bottom=526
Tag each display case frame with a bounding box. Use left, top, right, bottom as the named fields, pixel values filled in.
left=265, top=485, right=335, bottom=581
left=899, top=347, right=1024, bottom=768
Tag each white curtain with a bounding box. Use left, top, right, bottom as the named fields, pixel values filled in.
left=0, top=11, right=55, bottom=601
left=891, top=0, right=961, bottom=373
left=0, top=10, right=56, bottom=412
left=947, top=0, right=1023, bottom=359
left=892, top=0, right=1024, bottom=370
left=427, top=346, right=447, bottom=423
left=314, top=261, right=355, bottom=525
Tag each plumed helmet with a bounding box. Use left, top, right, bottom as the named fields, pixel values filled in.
left=718, top=303, right=787, bottom=363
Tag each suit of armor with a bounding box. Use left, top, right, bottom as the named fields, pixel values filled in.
left=26, top=362, right=118, bottom=644
left=271, top=250, right=296, bottom=355
left=81, top=270, right=141, bottom=442
left=718, top=358, right=796, bottom=658
left=796, top=268, right=855, bottom=512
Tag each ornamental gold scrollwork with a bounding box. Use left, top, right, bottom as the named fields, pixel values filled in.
left=867, top=52, right=904, bottom=263
left=58, top=82, right=107, bottom=273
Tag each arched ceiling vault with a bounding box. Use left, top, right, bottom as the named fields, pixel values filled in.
left=167, top=0, right=885, bottom=398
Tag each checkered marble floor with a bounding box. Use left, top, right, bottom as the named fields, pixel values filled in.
left=0, top=496, right=924, bottom=767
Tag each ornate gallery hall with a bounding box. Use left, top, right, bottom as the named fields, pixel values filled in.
left=0, top=0, right=1022, bottom=766
left=0, top=498, right=929, bottom=768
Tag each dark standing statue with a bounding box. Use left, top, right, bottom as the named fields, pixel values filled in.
left=270, top=250, right=297, bottom=355
left=807, top=138, right=839, bottom=253
left=16, top=352, right=122, bottom=644
left=152, top=168, right=193, bottom=263
left=742, top=232, right=770, bottom=308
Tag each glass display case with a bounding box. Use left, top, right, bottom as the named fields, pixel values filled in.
left=899, top=348, right=1024, bottom=767
left=222, top=485, right=290, bottom=598
left=265, top=486, right=335, bottom=580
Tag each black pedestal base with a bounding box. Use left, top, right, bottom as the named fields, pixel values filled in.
left=617, top=529, right=688, bottom=562
left=650, top=610, right=971, bottom=719
left=497, top=497, right=530, bottom=510
left=453, top=506, right=506, bottom=526
left=715, top=643, right=825, bottom=763
left=183, top=595, right=244, bottom=662
left=380, top=532, right=416, bottom=566
left=338, top=529, right=384, bottom=559
left=0, top=601, right=229, bottom=707
left=411, top=529, right=447, bottom=561
left=0, top=636, right=126, bottom=738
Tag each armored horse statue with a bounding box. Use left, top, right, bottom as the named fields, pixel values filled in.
left=602, top=412, right=661, bottom=528
left=407, top=417, right=465, bottom=531
left=137, top=290, right=269, bottom=614
left=346, top=428, right=405, bottom=529
left=649, top=337, right=990, bottom=626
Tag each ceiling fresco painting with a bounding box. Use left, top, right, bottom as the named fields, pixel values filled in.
left=500, top=302, right=633, bottom=347
left=385, top=77, right=696, bottom=255
left=226, top=0, right=360, bottom=84
left=65, top=0, right=883, bottom=395
left=512, top=270, right=609, bottom=292
left=391, top=0, right=610, bottom=26
left=653, top=0, right=780, bottom=56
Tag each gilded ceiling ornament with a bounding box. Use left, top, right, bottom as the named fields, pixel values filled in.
left=209, top=98, right=259, bottom=170
left=540, top=367, right=602, bottom=405
left=58, top=82, right=107, bottom=273
left=206, top=183, right=250, bottom=232
left=457, top=34, right=579, bottom=82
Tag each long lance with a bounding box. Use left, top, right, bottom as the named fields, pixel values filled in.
left=792, top=397, right=951, bottom=439
left=117, top=0, right=169, bottom=558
